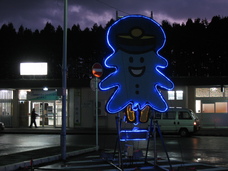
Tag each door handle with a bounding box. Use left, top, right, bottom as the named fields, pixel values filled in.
left=174, top=121, right=176, bottom=125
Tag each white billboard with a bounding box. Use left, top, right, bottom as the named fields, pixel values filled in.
left=20, top=62, right=48, bottom=75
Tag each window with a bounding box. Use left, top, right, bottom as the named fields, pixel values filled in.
left=202, top=103, right=214, bottom=113
left=162, top=111, right=176, bottom=119
left=0, top=90, right=13, bottom=117
left=0, top=90, right=13, bottom=99
left=225, top=88, right=228, bottom=97
left=0, top=102, right=12, bottom=116
left=215, top=102, right=227, bottom=113
left=176, top=90, right=183, bottom=100
left=168, top=91, right=175, bottom=100
left=210, top=88, right=223, bottom=97
left=19, top=89, right=31, bottom=100
left=178, top=111, right=191, bottom=119
left=168, top=90, right=183, bottom=100
left=196, top=88, right=210, bottom=97
left=196, top=87, right=224, bottom=97
left=201, top=102, right=228, bottom=113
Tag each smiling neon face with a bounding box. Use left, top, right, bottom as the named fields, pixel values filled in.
left=128, top=56, right=146, bottom=77
left=99, top=15, right=174, bottom=115
left=128, top=66, right=145, bottom=77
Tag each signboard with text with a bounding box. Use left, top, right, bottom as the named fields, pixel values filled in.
left=27, top=90, right=60, bottom=100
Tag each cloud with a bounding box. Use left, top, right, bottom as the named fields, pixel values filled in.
left=0, top=0, right=63, bottom=30
left=0, top=0, right=228, bottom=31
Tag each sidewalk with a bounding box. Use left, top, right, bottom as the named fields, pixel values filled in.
left=0, top=145, right=97, bottom=171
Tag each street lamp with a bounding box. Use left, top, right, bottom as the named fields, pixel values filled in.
left=61, top=0, right=68, bottom=161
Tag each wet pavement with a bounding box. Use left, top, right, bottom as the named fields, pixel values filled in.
left=16, top=149, right=228, bottom=171
left=1, top=127, right=228, bottom=171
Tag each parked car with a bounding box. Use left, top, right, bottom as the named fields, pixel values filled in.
left=154, top=107, right=200, bottom=137
left=0, top=121, right=5, bottom=130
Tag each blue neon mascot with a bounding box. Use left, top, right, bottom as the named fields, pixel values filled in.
left=99, top=15, right=174, bottom=123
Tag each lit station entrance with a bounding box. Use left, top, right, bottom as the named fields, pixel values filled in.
left=27, top=90, right=63, bottom=128
left=30, top=101, right=62, bottom=127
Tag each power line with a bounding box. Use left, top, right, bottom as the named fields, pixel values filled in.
left=96, top=0, right=130, bottom=15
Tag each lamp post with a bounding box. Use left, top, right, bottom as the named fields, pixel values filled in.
left=61, top=0, right=68, bottom=161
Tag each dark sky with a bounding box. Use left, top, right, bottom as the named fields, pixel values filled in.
left=1, top=0, right=228, bottom=31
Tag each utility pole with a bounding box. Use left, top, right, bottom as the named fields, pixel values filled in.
left=61, top=0, right=68, bottom=161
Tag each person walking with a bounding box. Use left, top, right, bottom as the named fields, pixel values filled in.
left=30, top=108, right=38, bottom=128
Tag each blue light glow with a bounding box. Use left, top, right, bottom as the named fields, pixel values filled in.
left=99, top=15, right=174, bottom=115
left=121, top=127, right=148, bottom=132
left=120, top=138, right=147, bottom=141
left=120, top=128, right=149, bottom=141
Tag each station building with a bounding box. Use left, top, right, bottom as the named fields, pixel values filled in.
left=0, top=76, right=227, bottom=129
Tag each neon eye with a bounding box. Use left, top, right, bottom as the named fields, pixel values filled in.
left=140, top=57, right=144, bottom=63
left=129, top=57, right=133, bottom=63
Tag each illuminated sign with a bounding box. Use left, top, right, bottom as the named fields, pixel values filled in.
left=20, top=62, right=48, bottom=75
left=27, top=90, right=59, bottom=100
left=99, top=15, right=174, bottom=123
left=120, top=127, right=148, bottom=141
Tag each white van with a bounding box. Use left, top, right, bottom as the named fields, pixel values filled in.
left=154, top=108, right=200, bottom=136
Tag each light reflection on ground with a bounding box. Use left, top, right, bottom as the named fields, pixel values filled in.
left=0, top=134, right=228, bottom=168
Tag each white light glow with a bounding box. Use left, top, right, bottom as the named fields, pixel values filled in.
left=43, top=87, right=48, bottom=91
left=210, top=87, right=217, bottom=91
left=20, top=62, right=48, bottom=75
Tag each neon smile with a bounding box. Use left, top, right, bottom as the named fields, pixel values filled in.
left=128, top=66, right=145, bottom=77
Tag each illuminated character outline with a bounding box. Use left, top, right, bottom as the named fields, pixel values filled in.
left=99, top=15, right=174, bottom=124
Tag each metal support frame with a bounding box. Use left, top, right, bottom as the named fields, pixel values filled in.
left=112, top=110, right=172, bottom=171
left=145, top=110, right=173, bottom=171
left=113, top=113, right=123, bottom=170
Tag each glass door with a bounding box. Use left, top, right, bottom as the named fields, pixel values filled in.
left=31, top=101, right=56, bottom=127
left=55, top=100, right=62, bottom=127
left=31, top=102, right=42, bottom=127
left=30, top=101, right=63, bottom=127
left=44, top=102, right=55, bottom=127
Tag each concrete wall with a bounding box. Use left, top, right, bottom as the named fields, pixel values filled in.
left=197, top=113, right=228, bottom=128
left=77, top=87, right=119, bottom=130
left=188, top=86, right=196, bottom=112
